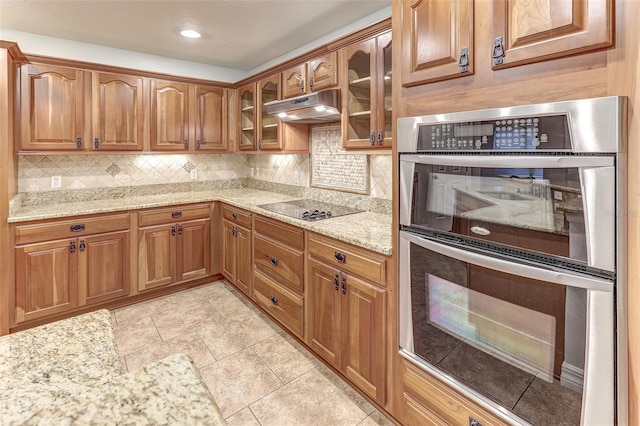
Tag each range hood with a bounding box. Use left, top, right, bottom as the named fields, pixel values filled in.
left=264, top=89, right=341, bottom=123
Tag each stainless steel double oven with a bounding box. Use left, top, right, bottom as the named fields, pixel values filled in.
left=397, top=97, right=627, bottom=425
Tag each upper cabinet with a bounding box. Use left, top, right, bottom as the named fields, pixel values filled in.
left=237, top=75, right=309, bottom=152
left=401, top=0, right=473, bottom=87
left=491, top=0, right=613, bottom=70
left=282, top=52, right=339, bottom=99
left=194, top=85, right=227, bottom=151
left=92, top=72, right=145, bottom=151
left=19, top=63, right=87, bottom=151
left=150, top=79, right=190, bottom=151
left=342, top=31, right=392, bottom=149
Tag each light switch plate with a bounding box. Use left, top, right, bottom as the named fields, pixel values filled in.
left=51, top=175, right=62, bottom=188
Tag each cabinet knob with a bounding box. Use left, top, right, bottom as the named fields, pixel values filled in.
left=270, top=296, right=279, bottom=306
left=232, top=212, right=237, bottom=219
left=334, top=251, right=346, bottom=263
left=270, top=257, right=278, bottom=266
left=334, top=274, right=339, bottom=291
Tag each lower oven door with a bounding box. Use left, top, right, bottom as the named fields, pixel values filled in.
left=399, top=230, right=615, bottom=426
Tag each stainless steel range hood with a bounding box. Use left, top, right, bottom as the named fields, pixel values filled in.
left=264, top=89, right=340, bottom=123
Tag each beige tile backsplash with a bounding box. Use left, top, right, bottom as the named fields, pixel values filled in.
left=18, top=129, right=392, bottom=200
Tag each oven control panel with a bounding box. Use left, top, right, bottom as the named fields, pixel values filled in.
left=416, top=114, right=570, bottom=152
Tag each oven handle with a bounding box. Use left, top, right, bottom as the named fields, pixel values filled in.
left=399, top=230, right=613, bottom=292
left=400, top=154, right=614, bottom=168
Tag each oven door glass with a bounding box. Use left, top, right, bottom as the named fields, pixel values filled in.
left=398, top=231, right=614, bottom=426
left=399, top=155, right=616, bottom=273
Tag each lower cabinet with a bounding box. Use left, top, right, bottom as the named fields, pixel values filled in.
left=221, top=204, right=253, bottom=296
left=138, top=204, right=210, bottom=291
left=13, top=213, right=130, bottom=325
left=306, top=233, right=387, bottom=404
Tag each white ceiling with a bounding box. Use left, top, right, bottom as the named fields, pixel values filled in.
left=0, top=0, right=391, bottom=72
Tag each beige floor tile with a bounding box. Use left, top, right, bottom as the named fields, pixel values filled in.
left=249, top=368, right=369, bottom=426
left=252, top=334, right=318, bottom=383
left=358, top=410, right=396, bottom=426
left=197, top=312, right=277, bottom=359
left=225, top=408, right=260, bottom=426
left=199, top=348, right=283, bottom=418
left=124, top=332, right=215, bottom=371
left=151, top=300, right=225, bottom=341
left=113, top=316, right=162, bottom=355
left=172, top=280, right=229, bottom=306
left=316, top=362, right=376, bottom=416
left=113, top=294, right=179, bottom=325
left=207, top=287, right=257, bottom=318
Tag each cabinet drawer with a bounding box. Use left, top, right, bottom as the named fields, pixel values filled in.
left=253, top=270, right=303, bottom=339
left=308, top=233, right=386, bottom=286
left=14, top=213, right=130, bottom=245
left=138, top=204, right=210, bottom=227
left=222, top=204, right=252, bottom=229
left=254, top=234, right=304, bottom=294
left=255, top=215, right=304, bottom=250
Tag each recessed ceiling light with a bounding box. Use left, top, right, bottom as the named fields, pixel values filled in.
left=180, top=29, right=201, bottom=39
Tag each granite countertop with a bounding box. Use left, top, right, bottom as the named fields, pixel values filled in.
left=0, top=310, right=226, bottom=425
left=9, top=187, right=392, bottom=255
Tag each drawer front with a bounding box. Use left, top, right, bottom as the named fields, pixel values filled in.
left=14, top=213, right=130, bottom=245
left=254, top=234, right=304, bottom=294
left=308, top=233, right=386, bottom=286
left=138, top=204, right=210, bottom=227
left=255, top=215, right=304, bottom=250
left=253, top=270, right=303, bottom=339
left=222, top=204, right=252, bottom=229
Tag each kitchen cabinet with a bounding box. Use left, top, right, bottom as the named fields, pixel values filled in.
left=91, top=72, right=145, bottom=151
left=13, top=213, right=130, bottom=325
left=237, top=76, right=309, bottom=152
left=221, top=204, right=253, bottom=297
left=306, top=233, right=387, bottom=404
left=19, top=62, right=88, bottom=150
left=341, top=31, right=392, bottom=149
left=400, top=0, right=473, bottom=87
left=138, top=204, right=210, bottom=291
left=281, top=52, right=339, bottom=99
left=194, top=85, right=228, bottom=151
left=150, top=79, right=190, bottom=151
left=252, top=216, right=304, bottom=338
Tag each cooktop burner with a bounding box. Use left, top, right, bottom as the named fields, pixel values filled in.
left=257, top=199, right=363, bottom=221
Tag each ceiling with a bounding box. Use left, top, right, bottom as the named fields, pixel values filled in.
left=0, top=0, right=391, bottom=72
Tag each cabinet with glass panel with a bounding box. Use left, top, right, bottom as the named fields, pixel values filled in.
left=341, top=31, right=392, bottom=150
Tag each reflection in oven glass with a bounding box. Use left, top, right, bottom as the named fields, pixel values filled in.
left=410, top=244, right=584, bottom=425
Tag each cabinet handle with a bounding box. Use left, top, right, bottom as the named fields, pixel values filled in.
left=79, top=240, right=86, bottom=252
left=370, top=130, right=375, bottom=146
left=178, top=224, right=183, bottom=235
left=70, top=224, right=85, bottom=232
left=232, top=212, right=237, bottom=219
left=492, top=37, right=505, bottom=66
left=334, top=251, right=346, bottom=263
left=171, top=225, right=176, bottom=236
left=270, top=296, right=279, bottom=306
left=196, top=140, right=201, bottom=150
left=184, top=140, right=189, bottom=149
left=270, top=257, right=278, bottom=266
left=341, top=276, right=347, bottom=295
left=458, top=47, right=469, bottom=73
left=258, top=139, right=261, bottom=149
left=94, top=138, right=100, bottom=149
left=76, top=137, right=82, bottom=149
left=309, top=77, right=313, bottom=91
left=232, top=226, right=237, bottom=237
left=300, top=80, right=305, bottom=93
left=377, top=130, right=383, bottom=146
left=172, top=211, right=182, bottom=218
left=334, top=274, right=339, bottom=291
left=69, top=240, right=76, bottom=253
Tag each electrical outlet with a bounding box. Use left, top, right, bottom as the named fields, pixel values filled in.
left=553, top=190, right=563, bottom=201
left=190, top=169, right=198, bottom=180
left=293, top=171, right=300, bottom=184
left=51, top=175, right=62, bottom=188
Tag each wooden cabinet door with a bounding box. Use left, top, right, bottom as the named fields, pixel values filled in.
left=257, top=75, right=282, bottom=151
left=195, top=85, right=227, bottom=151
left=238, top=83, right=257, bottom=150
left=20, top=63, right=86, bottom=150
left=222, top=219, right=237, bottom=283
left=342, top=272, right=386, bottom=403
left=92, top=72, right=145, bottom=151
left=14, top=239, right=77, bottom=324
left=78, top=230, right=130, bottom=305
left=491, top=0, right=613, bottom=70
left=150, top=80, right=190, bottom=151
left=178, top=218, right=210, bottom=281
left=376, top=32, right=393, bottom=148
left=282, top=63, right=307, bottom=99
left=138, top=224, right=176, bottom=291
left=307, top=258, right=342, bottom=369
left=308, top=51, right=338, bottom=92
left=235, top=224, right=252, bottom=297
left=401, top=0, right=473, bottom=86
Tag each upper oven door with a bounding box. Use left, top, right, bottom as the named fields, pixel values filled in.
left=399, top=154, right=616, bottom=273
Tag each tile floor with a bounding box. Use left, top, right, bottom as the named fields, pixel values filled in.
left=111, top=280, right=394, bottom=426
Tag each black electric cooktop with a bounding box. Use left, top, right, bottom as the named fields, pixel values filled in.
left=257, top=199, right=362, bottom=221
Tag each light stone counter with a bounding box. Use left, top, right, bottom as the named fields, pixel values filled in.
left=9, top=187, right=392, bottom=255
